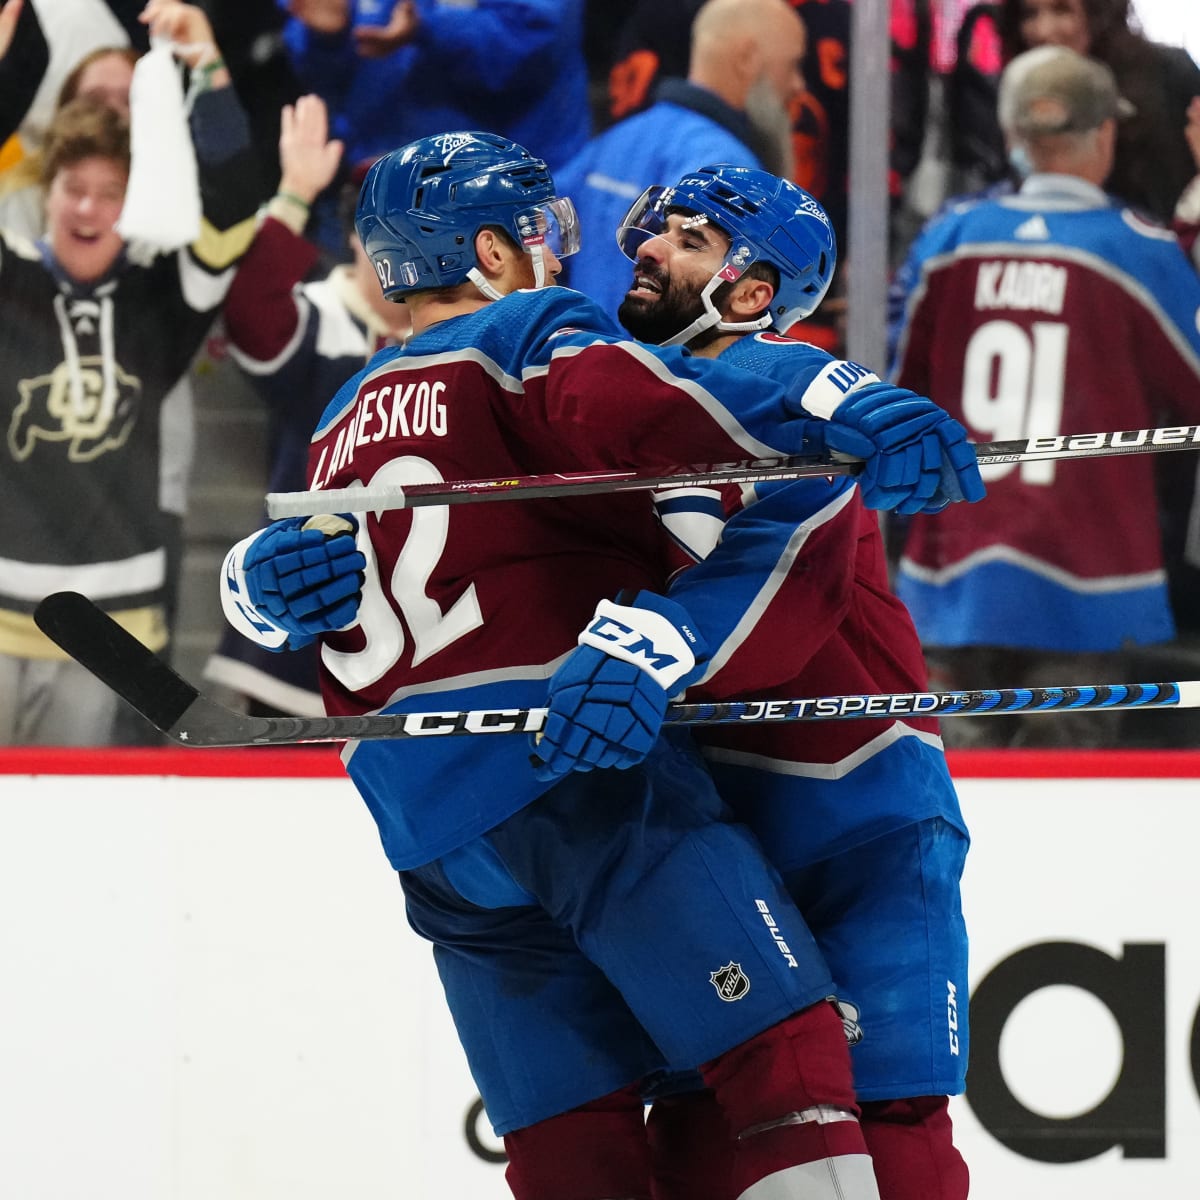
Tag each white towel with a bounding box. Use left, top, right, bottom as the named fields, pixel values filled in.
left=116, top=40, right=201, bottom=252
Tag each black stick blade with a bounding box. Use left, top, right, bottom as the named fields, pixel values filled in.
left=32, top=590, right=360, bottom=746
left=34, top=591, right=201, bottom=734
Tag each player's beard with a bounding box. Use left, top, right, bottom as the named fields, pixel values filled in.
left=745, top=75, right=796, bottom=180
left=619, top=263, right=736, bottom=350
left=618, top=261, right=706, bottom=345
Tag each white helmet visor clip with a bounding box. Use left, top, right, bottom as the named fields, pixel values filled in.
left=518, top=196, right=581, bottom=287
left=470, top=195, right=581, bottom=297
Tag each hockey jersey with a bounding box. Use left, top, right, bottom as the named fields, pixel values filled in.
left=662, top=331, right=964, bottom=868
left=306, top=287, right=819, bottom=870
left=0, top=87, right=259, bottom=658
left=892, top=174, right=1200, bottom=651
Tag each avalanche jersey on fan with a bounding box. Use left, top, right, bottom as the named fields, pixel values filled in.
left=661, top=332, right=965, bottom=868
left=892, top=174, right=1200, bottom=650
left=307, top=287, right=818, bottom=870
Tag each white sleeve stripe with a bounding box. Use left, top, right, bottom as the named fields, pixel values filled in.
left=227, top=290, right=314, bottom=376
left=659, top=510, right=726, bottom=563
left=0, top=549, right=165, bottom=601
left=178, top=248, right=234, bottom=312
left=795, top=359, right=881, bottom=419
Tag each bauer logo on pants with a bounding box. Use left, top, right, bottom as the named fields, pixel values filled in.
left=710, top=962, right=750, bottom=1002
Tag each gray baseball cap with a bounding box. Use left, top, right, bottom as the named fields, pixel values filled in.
left=998, top=45, right=1135, bottom=138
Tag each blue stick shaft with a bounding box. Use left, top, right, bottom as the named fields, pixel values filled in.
left=34, top=591, right=1200, bottom=748
left=662, top=682, right=1194, bottom=728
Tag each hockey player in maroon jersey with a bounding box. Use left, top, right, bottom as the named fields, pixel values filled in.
left=535, top=165, right=981, bottom=1198
left=219, top=131, right=980, bottom=1200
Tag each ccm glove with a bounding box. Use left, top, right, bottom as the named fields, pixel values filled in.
left=532, top=592, right=709, bottom=784
left=220, top=514, right=366, bottom=651
left=787, top=360, right=986, bottom=514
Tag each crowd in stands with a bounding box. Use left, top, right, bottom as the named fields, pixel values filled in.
left=1, top=0, right=1198, bottom=748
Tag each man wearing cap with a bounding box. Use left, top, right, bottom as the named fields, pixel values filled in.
left=889, top=44, right=1200, bottom=749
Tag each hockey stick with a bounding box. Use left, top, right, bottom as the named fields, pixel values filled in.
left=33, top=592, right=1200, bottom=748
left=265, top=424, right=1200, bottom=517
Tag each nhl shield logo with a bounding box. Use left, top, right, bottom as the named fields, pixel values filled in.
left=710, top=962, right=750, bottom=1002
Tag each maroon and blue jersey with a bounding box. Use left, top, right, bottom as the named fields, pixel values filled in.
left=305, top=286, right=818, bottom=869
left=659, top=331, right=965, bottom=868
left=892, top=174, right=1200, bottom=651
left=653, top=330, right=969, bottom=1099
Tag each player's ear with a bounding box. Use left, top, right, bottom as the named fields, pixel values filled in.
left=725, top=276, right=775, bottom=323
left=474, top=228, right=509, bottom=277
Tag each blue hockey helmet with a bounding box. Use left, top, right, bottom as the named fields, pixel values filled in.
left=616, top=164, right=837, bottom=339
left=356, top=131, right=580, bottom=299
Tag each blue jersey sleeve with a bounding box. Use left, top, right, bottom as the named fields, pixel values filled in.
left=665, top=477, right=859, bottom=694
left=308, top=289, right=825, bottom=483
left=653, top=333, right=871, bottom=690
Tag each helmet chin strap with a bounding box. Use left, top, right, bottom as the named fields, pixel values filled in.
left=467, top=266, right=507, bottom=301
left=528, top=242, right=549, bottom=288
left=467, top=244, right=551, bottom=302
left=660, top=271, right=772, bottom=348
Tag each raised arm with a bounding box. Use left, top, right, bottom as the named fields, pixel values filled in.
left=0, top=0, right=48, bottom=146
left=138, top=1, right=262, bottom=269
left=222, top=95, right=340, bottom=374
left=0, top=0, right=23, bottom=58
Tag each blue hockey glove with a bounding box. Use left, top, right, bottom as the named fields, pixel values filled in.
left=532, top=591, right=709, bottom=784
left=823, top=382, right=985, bottom=514
left=786, top=361, right=985, bottom=514
left=221, top=514, right=366, bottom=651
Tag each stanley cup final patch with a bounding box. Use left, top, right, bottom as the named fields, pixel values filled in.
left=710, top=962, right=750, bottom=1002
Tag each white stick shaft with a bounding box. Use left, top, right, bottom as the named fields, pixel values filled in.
left=265, top=424, right=1200, bottom=518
